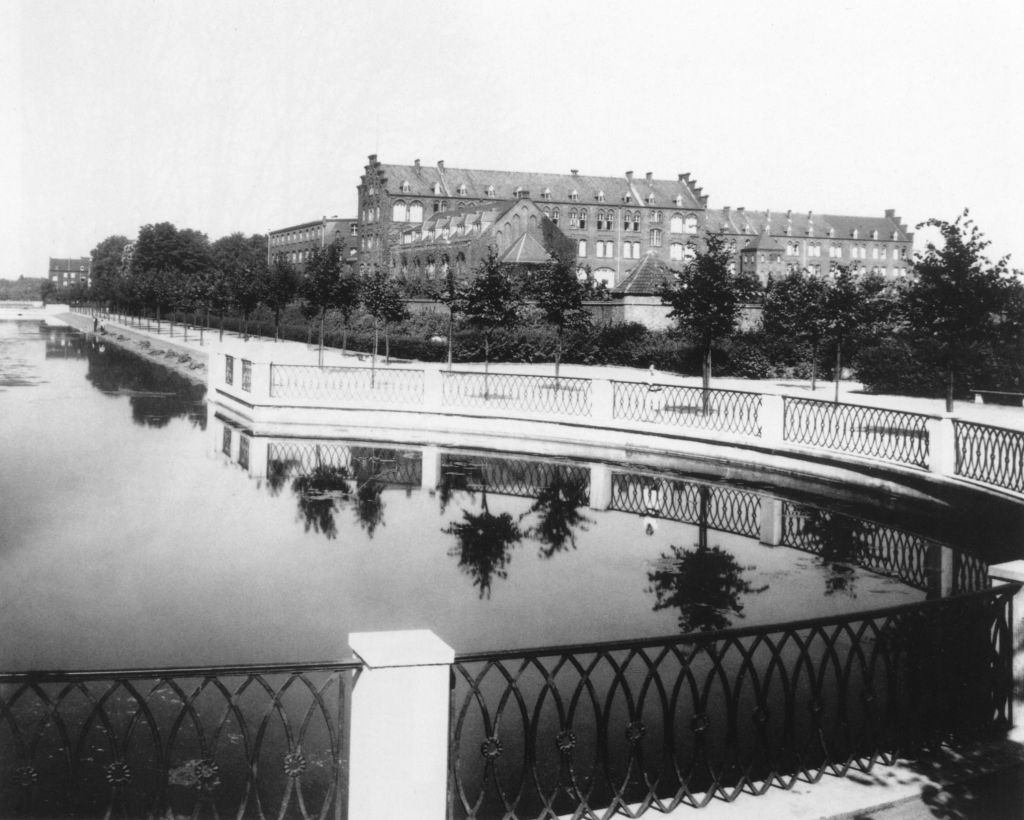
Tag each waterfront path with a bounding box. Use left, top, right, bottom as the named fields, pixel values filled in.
left=58, top=310, right=1024, bottom=819
left=60, top=310, right=1024, bottom=431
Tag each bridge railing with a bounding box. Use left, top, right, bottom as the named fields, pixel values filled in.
left=448, top=584, right=1018, bottom=819
left=0, top=660, right=361, bottom=820
left=954, top=419, right=1024, bottom=495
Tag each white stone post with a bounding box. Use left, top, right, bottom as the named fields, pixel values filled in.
left=421, top=446, right=442, bottom=491
left=927, top=415, right=957, bottom=476
left=592, top=379, right=615, bottom=423
left=760, top=394, right=785, bottom=446
left=348, top=630, right=454, bottom=820
left=247, top=437, right=270, bottom=479
left=589, top=463, right=613, bottom=510
left=926, top=544, right=955, bottom=599
left=759, top=496, right=784, bottom=546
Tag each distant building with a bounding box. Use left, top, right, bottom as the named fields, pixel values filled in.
left=355, top=156, right=914, bottom=286
left=48, top=257, right=91, bottom=287
left=267, top=216, right=359, bottom=272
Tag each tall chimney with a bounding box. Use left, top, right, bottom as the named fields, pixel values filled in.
left=645, top=172, right=653, bottom=183
left=438, top=160, right=445, bottom=171
left=625, top=170, right=633, bottom=181
left=570, top=169, right=579, bottom=176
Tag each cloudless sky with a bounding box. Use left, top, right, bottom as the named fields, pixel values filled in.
left=2, top=0, right=1023, bottom=276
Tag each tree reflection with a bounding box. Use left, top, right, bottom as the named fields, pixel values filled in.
left=85, top=341, right=205, bottom=429
left=647, top=543, right=767, bottom=633
left=798, top=506, right=870, bottom=598
left=354, top=478, right=386, bottom=537
left=291, top=465, right=352, bottom=540
left=445, top=489, right=523, bottom=599
left=521, top=472, right=592, bottom=558
left=647, top=486, right=767, bottom=632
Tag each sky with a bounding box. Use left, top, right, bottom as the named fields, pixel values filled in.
left=2, top=0, right=1023, bottom=278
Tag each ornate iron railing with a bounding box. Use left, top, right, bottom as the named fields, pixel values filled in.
left=0, top=660, right=361, bottom=820
left=609, top=473, right=761, bottom=539
left=954, top=419, right=1024, bottom=495
left=783, top=398, right=931, bottom=467
left=440, top=455, right=590, bottom=501
left=269, top=364, right=425, bottom=405
left=442, top=372, right=593, bottom=417
left=449, top=585, right=1017, bottom=820
left=267, top=442, right=423, bottom=487
left=612, top=382, right=762, bottom=437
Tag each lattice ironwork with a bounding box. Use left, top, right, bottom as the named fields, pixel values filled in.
left=612, top=382, right=762, bottom=437
left=440, top=455, right=590, bottom=501
left=449, top=585, right=1017, bottom=820
left=954, top=551, right=992, bottom=596
left=0, top=661, right=361, bottom=819
left=781, top=503, right=936, bottom=591
left=267, top=442, right=422, bottom=487
left=783, top=398, right=931, bottom=467
left=610, top=473, right=761, bottom=538
left=269, top=364, right=425, bottom=405
left=954, top=419, right=1024, bottom=495
left=442, top=372, right=592, bottom=416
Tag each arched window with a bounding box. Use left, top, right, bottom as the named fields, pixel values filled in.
left=670, top=242, right=684, bottom=261
left=651, top=210, right=663, bottom=224
left=631, top=211, right=640, bottom=232
left=409, top=201, right=424, bottom=222
left=513, top=214, right=521, bottom=232
left=684, top=214, right=698, bottom=233
left=551, top=207, right=560, bottom=226
left=649, top=229, right=662, bottom=247
left=578, top=240, right=587, bottom=257
left=670, top=213, right=684, bottom=233
left=622, top=210, right=630, bottom=231
left=529, top=215, right=537, bottom=230
left=569, top=208, right=579, bottom=228
left=578, top=209, right=588, bottom=230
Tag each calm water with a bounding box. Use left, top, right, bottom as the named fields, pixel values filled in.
left=1, top=322, right=1020, bottom=672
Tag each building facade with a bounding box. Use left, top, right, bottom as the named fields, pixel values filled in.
left=267, top=216, right=359, bottom=272
left=48, top=257, right=91, bottom=287
left=355, top=156, right=913, bottom=286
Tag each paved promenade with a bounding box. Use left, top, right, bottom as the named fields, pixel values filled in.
left=61, top=311, right=1024, bottom=430
left=60, top=310, right=1024, bottom=818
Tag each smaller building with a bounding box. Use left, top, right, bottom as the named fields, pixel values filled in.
left=268, top=216, right=359, bottom=271
left=48, top=257, right=91, bottom=287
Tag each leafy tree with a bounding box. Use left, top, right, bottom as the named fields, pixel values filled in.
left=462, top=249, right=523, bottom=397
left=438, top=266, right=465, bottom=371
left=333, top=266, right=362, bottom=354
left=530, top=258, right=592, bottom=384
left=660, top=232, right=760, bottom=406
left=301, top=241, right=348, bottom=366
left=131, top=223, right=211, bottom=332
left=89, top=234, right=131, bottom=307
left=903, top=210, right=1013, bottom=411
left=762, top=269, right=829, bottom=389
left=265, top=257, right=301, bottom=342
left=212, top=233, right=267, bottom=340
left=362, top=269, right=409, bottom=369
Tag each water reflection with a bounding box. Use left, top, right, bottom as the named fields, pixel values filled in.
left=444, top=488, right=524, bottom=599
left=85, top=340, right=205, bottom=429
left=522, top=470, right=592, bottom=558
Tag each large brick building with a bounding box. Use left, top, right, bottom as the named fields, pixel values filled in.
left=48, top=257, right=91, bottom=287
left=354, top=155, right=913, bottom=286
left=268, top=216, right=359, bottom=272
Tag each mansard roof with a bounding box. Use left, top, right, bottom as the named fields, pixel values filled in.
left=706, top=208, right=909, bottom=240
left=612, top=252, right=680, bottom=295
left=372, top=160, right=706, bottom=209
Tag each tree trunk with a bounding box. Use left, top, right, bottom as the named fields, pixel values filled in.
left=274, top=310, right=281, bottom=342
left=219, top=313, right=225, bottom=342
left=554, top=328, right=563, bottom=389
left=447, top=309, right=454, bottom=372
left=946, top=366, right=955, bottom=414
left=372, top=324, right=379, bottom=387
left=833, top=339, right=842, bottom=403
left=342, top=323, right=348, bottom=355
left=810, top=341, right=818, bottom=392
left=385, top=323, right=391, bottom=365
left=318, top=308, right=326, bottom=367
left=701, top=345, right=712, bottom=414
left=484, top=335, right=491, bottom=401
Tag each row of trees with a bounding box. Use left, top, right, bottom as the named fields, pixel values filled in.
left=658, top=211, right=1023, bottom=411
left=74, top=210, right=1022, bottom=411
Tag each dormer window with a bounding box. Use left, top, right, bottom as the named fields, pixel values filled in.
left=852, top=228, right=859, bottom=239
left=647, top=193, right=655, bottom=204
left=432, top=183, right=441, bottom=195
left=892, top=230, right=900, bottom=241
left=486, top=185, right=495, bottom=197
left=828, top=227, right=835, bottom=238
left=457, top=183, right=467, bottom=195
left=596, top=190, right=606, bottom=202
left=401, top=181, right=410, bottom=193
left=542, top=188, right=551, bottom=200
left=871, top=229, right=879, bottom=240
left=569, top=189, right=579, bottom=201
left=674, top=194, right=683, bottom=206
left=513, top=186, right=523, bottom=198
